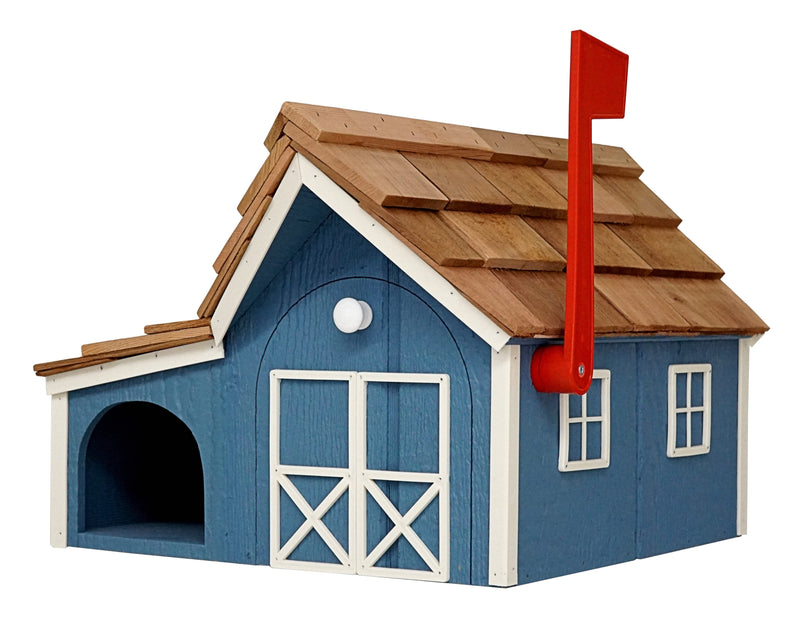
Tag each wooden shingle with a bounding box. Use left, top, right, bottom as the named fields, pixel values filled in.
left=281, top=102, right=495, bottom=159
left=403, top=153, right=513, bottom=212
left=608, top=225, right=724, bottom=278
left=439, top=211, right=565, bottom=270
left=286, top=122, right=449, bottom=209
left=524, top=219, right=652, bottom=275
left=467, top=161, right=568, bottom=218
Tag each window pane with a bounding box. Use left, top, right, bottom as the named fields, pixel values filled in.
left=586, top=420, right=602, bottom=460
left=568, top=394, right=582, bottom=418
left=675, top=373, right=687, bottom=408
left=586, top=380, right=603, bottom=417
left=691, top=372, right=705, bottom=407
left=691, top=411, right=704, bottom=447
left=568, top=422, right=583, bottom=462
left=675, top=412, right=687, bottom=448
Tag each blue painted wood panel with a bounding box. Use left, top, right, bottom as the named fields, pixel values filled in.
left=517, top=337, right=741, bottom=583
left=636, top=338, right=739, bottom=558
left=518, top=342, right=638, bottom=583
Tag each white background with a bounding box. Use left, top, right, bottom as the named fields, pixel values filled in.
left=2, top=1, right=796, bottom=616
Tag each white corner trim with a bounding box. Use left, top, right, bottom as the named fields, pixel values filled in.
left=50, top=393, right=68, bottom=548
left=210, top=155, right=304, bottom=343
left=737, top=335, right=759, bottom=536
left=488, top=345, right=520, bottom=586
left=44, top=340, right=225, bottom=395
left=295, top=154, right=511, bottom=352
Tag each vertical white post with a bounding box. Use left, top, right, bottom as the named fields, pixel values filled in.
left=50, top=392, right=69, bottom=548
left=488, top=345, right=520, bottom=586
left=737, top=336, right=759, bottom=536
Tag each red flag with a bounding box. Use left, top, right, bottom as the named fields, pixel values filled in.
left=531, top=31, right=628, bottom=395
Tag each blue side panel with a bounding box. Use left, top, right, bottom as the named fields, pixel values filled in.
left=67, top=358, right=255, bottom=563
left=517, top=342, right=638, bottom=583
left=517, top=336, right=741, bottom=583
left=636, top=338, right=739, bottom=557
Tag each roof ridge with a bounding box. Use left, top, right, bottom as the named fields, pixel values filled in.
left=267, top=101, right=644, bottom=176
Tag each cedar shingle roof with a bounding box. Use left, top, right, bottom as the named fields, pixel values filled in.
left=33, top=102, right=768, bottom=377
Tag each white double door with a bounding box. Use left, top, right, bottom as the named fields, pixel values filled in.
left=269, top=369, right=450, bottom=582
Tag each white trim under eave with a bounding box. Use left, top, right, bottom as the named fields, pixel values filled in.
left=295, top=154, right=510, bottom=352
left=737, top=334, right=762, bottom=536
left=210, top=155, right=304, bottom=343
left=488, top=345, right=520, bottom=586
left=50, top=392, right=68, bottom=548
left=44, top=339, right=225, bottom=396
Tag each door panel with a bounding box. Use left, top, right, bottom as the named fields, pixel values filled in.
left=269, top=369, right=449, bottom=582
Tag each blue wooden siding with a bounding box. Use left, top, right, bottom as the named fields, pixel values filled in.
left=517, top=338, right=740, bottom=584
left=636, top=338, right=739, bottom=558
left=66, top=187, right=493, bottom=584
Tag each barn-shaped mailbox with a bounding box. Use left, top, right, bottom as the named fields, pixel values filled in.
left=35, top=98, right=767, bottom=586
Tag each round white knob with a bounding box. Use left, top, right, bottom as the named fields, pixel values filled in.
left=333, top=298, right=373, bottom=333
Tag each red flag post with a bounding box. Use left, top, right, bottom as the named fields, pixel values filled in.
left=531, top=31, right=628, bottom=395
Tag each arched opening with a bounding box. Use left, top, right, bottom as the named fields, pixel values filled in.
left=81, top=401, right=205, bottom=544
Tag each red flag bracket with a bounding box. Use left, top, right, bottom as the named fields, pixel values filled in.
left=531, top=31, right=629, bottom=395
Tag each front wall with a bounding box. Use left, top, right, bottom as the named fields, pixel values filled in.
left=517, top=338, right=740, bottom=583
left=66, top=188, right=492, bottom=583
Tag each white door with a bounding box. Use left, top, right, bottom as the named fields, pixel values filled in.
left=269, top=369, right=450, bottom=582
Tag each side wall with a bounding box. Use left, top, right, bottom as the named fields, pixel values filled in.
left=517, top=338, right=740, bottom=583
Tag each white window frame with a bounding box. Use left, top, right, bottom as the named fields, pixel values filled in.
left=558, top=369, right=611, bottom=472
left=667, top=363, right=712, bottom=457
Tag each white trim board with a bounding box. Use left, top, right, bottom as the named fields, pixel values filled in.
left=44, top=340, right=224, bottom=395
left=737, top=335, right=761, bottom=536
left=488, top=345, right=520, bottom=586
left=50, top=393, right=68, bottom=548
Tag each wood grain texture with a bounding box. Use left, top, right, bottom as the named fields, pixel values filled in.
left=360, top=201, right=484, bottom=267
left=285, top=122, right=448, bottom=209
left=438, top=211, right=565, bottom=270
left=144, top=318, right=211, bottom=334
left=524, top=218, right=652, bottom=275
left=607, top=225, right=724, bottom=278
left=433, top=266, right=548, bottom=337
left=471, top=127, right=547, bottom=165
left=215, top=196, right=273, bottom=273
left=491, top=270, right=631, bottom=335
left=403, top=153, right=513, bottom=212
left=198, top=240, right=250, bottom=318
left=282, top=101, right=495, bottom=159
left=526, top=135, right=643, bottom=176
left=468, top=160, right=568, bottom=217
left=595, top=274, right=691, bottom=332
left=236, top=136, right=291, bottom=215
left=81, top=326, right=213, bottom=357
left=264, top=111, right=287, bottom=150
left=649, top=277, right=769, bottom=334
left=34, top=354, right=119, bottom=376
left=534, top=167, right=636, bottom=224
left=597, top=175, right=681, bottom=226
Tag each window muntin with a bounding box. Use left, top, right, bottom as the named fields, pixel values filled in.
left=558, top=369, right=611, bottom=472
left=667, top=364, right=711, bottom=457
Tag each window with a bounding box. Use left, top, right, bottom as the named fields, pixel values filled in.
left=667, top=364, right=711, bottom=457
left=558, top=370, right=611, bottom=472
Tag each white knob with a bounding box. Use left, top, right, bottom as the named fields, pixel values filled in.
left=333, top=298, right=373, bottom=333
